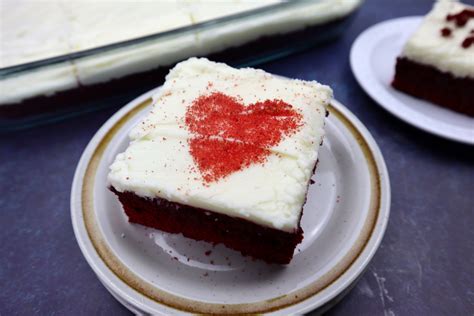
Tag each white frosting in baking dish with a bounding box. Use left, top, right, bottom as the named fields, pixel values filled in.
left=402, top=0, right=474, bottom=78
left=108, top=58, right=332, bottom=232
left=0, top=0, right=358, bottom=104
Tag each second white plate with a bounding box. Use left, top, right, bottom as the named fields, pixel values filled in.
left=350, top=16, right=474, bottom=145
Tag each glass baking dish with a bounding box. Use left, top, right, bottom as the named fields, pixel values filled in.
left=0, top=0, right=363, bottom=132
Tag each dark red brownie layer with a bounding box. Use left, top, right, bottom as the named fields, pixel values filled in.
left=110, top=187, right=303, bottom=264
left=0, top=67, right=170, bottom=119
left=0, top=16, right=351, bottom=121
left=392, top=57, right=474, bottom=117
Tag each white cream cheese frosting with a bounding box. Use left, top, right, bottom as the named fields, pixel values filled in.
left=61, top=2, right=193, bottom=54
left=0, top=0, right=72, bottom=68
left=0, top=0, right=357, bottom=105
left=402, top=0, right=474, bottom=78
left=108, top=58, right=332, bottom=232
left=0, top=0, right=194, bottom=68
left=194, top=0, right=361, bottom=56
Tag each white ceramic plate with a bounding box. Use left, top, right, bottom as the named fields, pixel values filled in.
left=71, top=87, right=390, bottom=315
left=350, top=16, right=474, bottom=145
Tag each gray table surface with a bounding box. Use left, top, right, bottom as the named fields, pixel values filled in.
left=1, top=0, right=473, bottom=315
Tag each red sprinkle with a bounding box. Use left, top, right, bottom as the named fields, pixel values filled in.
left=185, top=92, right=302, bottom=183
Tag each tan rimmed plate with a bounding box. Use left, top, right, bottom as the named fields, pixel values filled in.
left=71, top=86, right=390, bottom=315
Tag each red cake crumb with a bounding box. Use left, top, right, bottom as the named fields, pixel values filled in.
left=440, top=27, right=452, bottom=37
left=462, top=36, right=474, bottom=48
left=205, top=250, right=212, bottom=256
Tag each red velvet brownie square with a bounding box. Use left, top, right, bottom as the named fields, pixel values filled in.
left=392, top=0, right=474, bottom=117
left=108, top=58, right=332, bottom=264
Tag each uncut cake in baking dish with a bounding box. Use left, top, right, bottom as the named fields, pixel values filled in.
left=108, top=58, right=332, bottom=264
left=392, top=0, right=474, bottom=116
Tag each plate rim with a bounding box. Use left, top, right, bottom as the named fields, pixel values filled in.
left=350, top=16, right=474, bottom=145
left=71, top=87, right=391, bottom=315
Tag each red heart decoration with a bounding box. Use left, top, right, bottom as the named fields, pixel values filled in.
left=185, top=92, right=302, bottom=183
